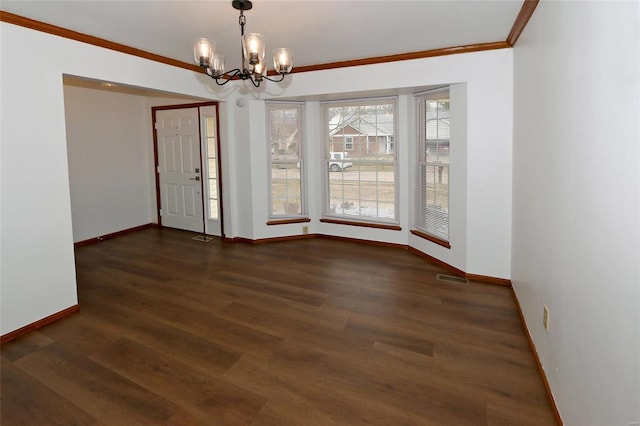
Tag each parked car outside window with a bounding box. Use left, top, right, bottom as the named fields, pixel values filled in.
left=329, top=151, right=353, bottom=172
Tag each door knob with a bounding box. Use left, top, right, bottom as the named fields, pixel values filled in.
left=189, top=176, right=200, bottom=181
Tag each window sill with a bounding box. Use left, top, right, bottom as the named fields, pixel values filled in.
left=320, top=218, right=401, bottom=231
left=267, top=217, right=311, bottom=226
left=410, top=229, right=451, bottom=249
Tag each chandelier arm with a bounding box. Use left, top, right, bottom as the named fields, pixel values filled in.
left=219, top=68, right=243, bottom=79
left=248, top=75, right=262, bottom=88
left=214, top=77, right=235, bottom=86
left=203, top=68, right=242, bottom=86
left=262, top=73, right=287, bottom=83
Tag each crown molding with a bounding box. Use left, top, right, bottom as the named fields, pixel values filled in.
left=2, top=1, right=537, bottom=75
left=290, top=41, right=511, bottom=74
left=507, top=0, right=540, bottom=46
left=0, top=10, right=201, bottom=73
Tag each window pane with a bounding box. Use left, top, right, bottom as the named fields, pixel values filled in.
left=208, top=159, right=217, bottom=178
left=207, top=137, right=216, bottom=158
left=267, top=103, right=304, bottom=217
left=208, top=178, right=217, bottom=198
left=205, top=117, right=219, bottom=220
left=324, top=100, right=397, bottom=223
left=416, top=88, right=450, bottom=240
left=209, top=199, right=218, bottom=219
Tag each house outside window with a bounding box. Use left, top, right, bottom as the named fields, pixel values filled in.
left=415, top=87, right=450, bottom=242
left=323, top=99, right=397, bottom=223
left=267, top=102, right=305, bottom=217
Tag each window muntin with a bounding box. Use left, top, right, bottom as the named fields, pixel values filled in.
left=324, top=99, right=397, bottom=223
left=415, top=88, right=450, bottom=241
left=267, top=102, right=305, bottom=218
left=205, top=117, right=219, bottom=220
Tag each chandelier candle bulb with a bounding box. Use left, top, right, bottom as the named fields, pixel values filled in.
left=243, top=33, right=265, bottom=65
left=211, top=54, right=225, bottom=77
left=253, top=62, right=266, bottom=80
left=274, top=48, right=292, bottom=73
left=194, top=38, right=214, bottom=66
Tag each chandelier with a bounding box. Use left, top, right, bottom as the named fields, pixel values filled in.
left=193, top=0, right=293, bottom=88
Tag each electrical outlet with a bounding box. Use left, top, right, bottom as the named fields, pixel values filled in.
left=543, top=305, right=550, bottom=331
left=302, top=225, right=309, bottom=235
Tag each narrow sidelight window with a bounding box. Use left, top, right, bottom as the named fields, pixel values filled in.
left=267, top=102, right=305, bottom=218
left=205, top=116, right=219, bottom=220
left=415, top=88, right=450, bottom=241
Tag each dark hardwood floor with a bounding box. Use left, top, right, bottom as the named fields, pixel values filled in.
left=1, top=228, right=557, bottom=425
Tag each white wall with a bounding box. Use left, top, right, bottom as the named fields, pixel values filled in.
left=512, top=2, right=640, bottom=424
left=64, top=85, right=150, bottom=242
left=1, top=51, right=78, bottom=336
left=0, top=22, right=225, bottom=335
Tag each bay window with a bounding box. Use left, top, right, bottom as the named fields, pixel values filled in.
left=322, top=99, right=398, bottom=224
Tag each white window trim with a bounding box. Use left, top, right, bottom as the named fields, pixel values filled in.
left=266, top=101, right=307, bottom=219
left=414, top=87, right=450, bottom=242
left=321, top=97, right=399, bottom=225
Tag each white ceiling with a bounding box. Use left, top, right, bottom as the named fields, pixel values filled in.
left=2, top=0, right=523, bottom=72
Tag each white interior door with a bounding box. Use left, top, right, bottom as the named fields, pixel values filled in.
left=156, top=108, right=203, bottom=232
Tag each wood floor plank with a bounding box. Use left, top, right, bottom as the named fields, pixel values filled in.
left=202, top=278, right=350, bottom=330
left=224, top=355, right=346, bottom=425
left=213, top=270, right=329, bottom=307
left=13, top=344, right=195, bottom=425
left=90, top=338, right=265, bottom=425
left=0, top=360, right=102, bottom=425
left=486, top=397, right=558, bottom=426
left=258, top=260, right=366, bottom=299
left=36, top=309, right=122, bottom=357
left=221, top=301, right=375, bottom=361
left=224, top=354, right=434, bottom=425
left=1, top=228, right=557, bottom=425
left=0, top=330, right=53, bottom=362
left=396, top=307, right=535, bottom=364
left=78, top=296, right=245, bottom=376
left=249, top=403, right=309, bottom=426
left=81, top=265, right=233, bottom=316
left=263, top=343, right=488, bottom=424
left=344, top=314, right=435, bottom=356
left=367, top=340, right=556, bottom=424
left=81, top=280, right=283, bottom=359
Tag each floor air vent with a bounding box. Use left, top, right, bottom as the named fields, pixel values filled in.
left=437, top=274, right=469, bottom=284
left=192, top=235, right=214, bottom=242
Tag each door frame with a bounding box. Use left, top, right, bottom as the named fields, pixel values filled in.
left=151, top=101, right=224, bottom=239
